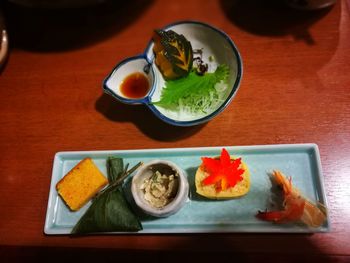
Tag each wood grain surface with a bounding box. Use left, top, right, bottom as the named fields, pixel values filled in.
left=0, top=0, right=349, bottom=261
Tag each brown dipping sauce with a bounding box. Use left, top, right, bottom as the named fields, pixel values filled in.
left=120, top=72, right=150, bottom=99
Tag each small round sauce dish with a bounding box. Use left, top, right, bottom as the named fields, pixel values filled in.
left=104, top=56, right=155, bottom=104
left=131, top=160, right=189, bottom=217
left=103, top=21, right=243, bottom=126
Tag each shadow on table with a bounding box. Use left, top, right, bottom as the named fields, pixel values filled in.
left=220, top=0, right=333, bottom=44
left=1, top=0, right=153, bottom=52
left=95, top=93, right=205, bottom=141
left=0, top=241, right=339, bottom=262
left=221, top=0, right=341, bottom=92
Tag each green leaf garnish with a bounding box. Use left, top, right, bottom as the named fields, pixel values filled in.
left=71, top=158, right=143, bottom=234
left=153, top=64, right=229, bottom=114
left=107, top=157, right=123, bottom=183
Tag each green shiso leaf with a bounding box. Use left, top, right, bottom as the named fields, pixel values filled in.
left=71, top=157, right=142, bottom=234
left=153, top=64, right=229, bottom=113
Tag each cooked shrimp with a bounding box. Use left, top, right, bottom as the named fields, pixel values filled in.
left=256, top=170, right=327, bottom=227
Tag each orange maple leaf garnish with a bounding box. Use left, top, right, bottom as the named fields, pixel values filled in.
left=201, top=148, right=245, bottom=192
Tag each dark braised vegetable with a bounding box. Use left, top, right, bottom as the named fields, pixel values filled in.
left=153, top=29, right=193, bottom=80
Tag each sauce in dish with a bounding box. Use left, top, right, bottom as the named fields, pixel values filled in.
left=120, top=72, right=150, bottom=99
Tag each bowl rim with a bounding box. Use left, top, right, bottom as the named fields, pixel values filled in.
left=103, top=20, right=243, bottom=126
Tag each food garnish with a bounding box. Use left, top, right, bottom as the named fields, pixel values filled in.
left=195, top=148, right=251, bottom=199
left=71, top=157, right=143, bottom=234
left=193, top=48, right=208, bottom=75
left=56, top=158, right=108, bottom=211
left=256, top=170, right=327, bottom=227
left=140, top=171, right=179, bottom=209
left=202, top=148, right=244, bottom=191
left=153, top=29, right=193, bottom=80
left=153, top=64, right=229, bottom=114
left=193, top=56, right=208, bottom=75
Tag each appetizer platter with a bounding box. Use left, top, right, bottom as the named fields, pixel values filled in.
left=44, top=144, right=329, bottom=234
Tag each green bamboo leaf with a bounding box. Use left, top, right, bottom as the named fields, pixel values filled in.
left=71, top=157, right=143, bottom=234
left=71, top=188, right=142, bottom=234
left=107, top=157, right=123, bottom=183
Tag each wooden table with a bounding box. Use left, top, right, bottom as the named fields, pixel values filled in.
left=1, top=0, right=349, bottom=261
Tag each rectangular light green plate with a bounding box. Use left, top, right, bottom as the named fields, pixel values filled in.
left=44, top=144, right=330, bottom=234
